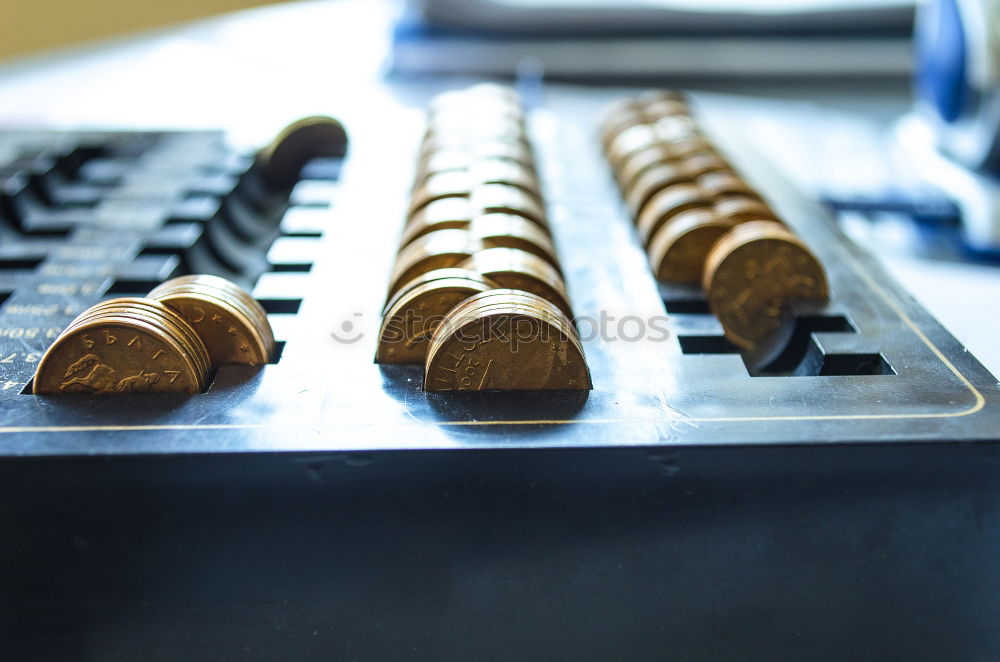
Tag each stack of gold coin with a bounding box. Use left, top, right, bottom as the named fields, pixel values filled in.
left=600, top=90, right=783, bottom=285
left=33, top=298, right=211, bottom=395
left=149, top=275, right=275, bottom=369
left=703, top=221, right=828, bottom=355
left=424, top=290, right=591, bottom=391
left=377, top=269, right=497, bottom=365
left=601, top=91, right=830, bottom=357
left=377, top=86, right=590, bottom=390
left=33, top=275, right=274, bottom=395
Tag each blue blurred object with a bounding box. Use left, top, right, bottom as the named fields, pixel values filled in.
left=913, top=0, right=1000, bottom=174
left=915, top=0, right=968, bottom=123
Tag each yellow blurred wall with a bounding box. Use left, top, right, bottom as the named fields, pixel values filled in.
left=0, top=0, right=281, bottom=60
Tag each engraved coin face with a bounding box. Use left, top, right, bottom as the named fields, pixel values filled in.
left=647, top=209, right=735, bottom=284
left=34, top=317, right=203, bottom=395
left=458, top=248, right=572, bottom=317
left=703, top=221, right=829, bottom=351
left=376, top=277, right=494, bottom=364
left=424, top=291, right=590, bottom=391
left=469, top=213, right=560, bottom=270
left=388, top=229, right=483, bottom=298
left=152, top=289, right=269, bottom=369
left=636, top=183, right=711, bottom=245
left=149, top=275, right=275, bottom=365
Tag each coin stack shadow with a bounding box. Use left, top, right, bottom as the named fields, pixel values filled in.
left=601, top=90, right=829, bottom=360
left=32, top=275, right=275, bottom=395
left=377, top=84, right=591, bottom=392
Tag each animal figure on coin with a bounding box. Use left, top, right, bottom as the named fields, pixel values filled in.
left=59, top=353, right=116, bottom=394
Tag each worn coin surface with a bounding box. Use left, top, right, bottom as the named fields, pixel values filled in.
left=647, top=209, right=736, bottom=284
left=150, top=275, right=275, bottom=361
left=69, top=298, right=212, bottom=381
left=615, top=143, right=675, bottom=192
left=424, top=290, right=590, bottom=391
left=626, top=162, right=694, bottom=218
left=35, top=308, right=206, bottom=395
left=388, top=229, right=483, bottom=298
left=376, top=277, right=495, bottom=364
left=703, top=221, right=829, bottom=351
left=151, top=286, right=270, bottom=369
left=636, top=183, right=712, bottom=245
left=469, top=213, right=560, bottom=269
left=459, top=247, right=572, bottom=317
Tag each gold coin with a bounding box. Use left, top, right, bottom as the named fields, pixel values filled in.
left=599, top=99, right=643, bottom=149
left=703, top=221, right=829, bottom=352
left=70, top=298, right=212, bottom=381
left=34, top=309, right=207, bottom=395
left=387, top=229, right=483, bottom=298
left=429, top=104, right=523, bottom=129
left=636, top=183, right=712, bottom=245
left=601, top=110, right=647, bottom=153
left=150, top=274, right=275, bottom=356
left=625, top=161, right=694, bottom=218
left=458, top=247, right=573, bottom=317
left=408, top=170, right=471, bottom=217
left=712, top=195, right=779, bottom=224
left=419, top=133, right=531, bottom=164
left=150, top=285, right=271, bottom=369
left=426, top=114, right=524, bottom=140
left=467, top=159, right=542, bottom=201
left=417, top=141, right=534, bottom=175
left=615, top=143, right=674, bottom=192
left=400, top=197, right=473, bottom=247
left=383, top=268, right=496, bottom=315
left=424, top=290, right=590, bottom=391
left=682, top=151, right=730, bottom=179
left=439, top=290, right=581, bottom=348
left=469, top=183, right=548, bottom=228
left=697, top=172, right=760, bottom=200
left=635, top=89, right=687, bottom=107
left=642, top=99, right=690, bottom=121
left=429, top=87, right=521, bottom=113
left=469, top=213, right=560, bottom=269
left=412, top=151, right=472, bottom=186
left=668, top=136, right=715, bottom=160
left=376, top=276, right=495, bottom=364
left=422, top=123, right=527, bottom=152
left=649, top=114, right=698, bottom=142
left=606, top=124, right=659, bottom=172
left=257, top=116, right=348, bottom=189
left=646, top=209, right=736, bottom=284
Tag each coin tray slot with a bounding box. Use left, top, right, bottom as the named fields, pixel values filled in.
left=820, top=353, right=895, bottom=376
left=269, top=340, right=286, bottom=364
left=756, top=315, right=858, bottom=375
left=105, top=279, right=166, bottom=296
left=0, top=257, right=43, bottom=272
left=678, top=335, right=740, bottom=354
left=258, top=298, right=302, bottom=315
left=663, top=297, right=711, bottom=315
left=269, top=263, right=312, bottom=273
